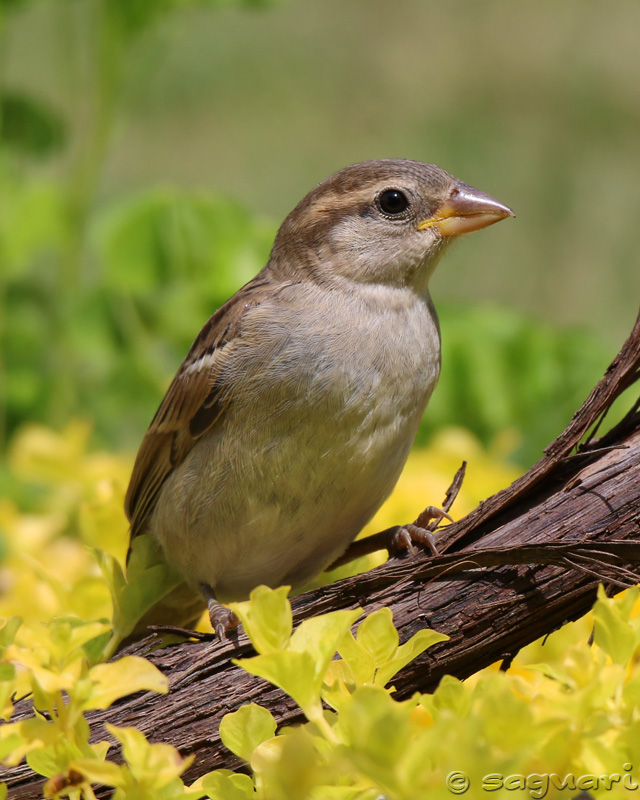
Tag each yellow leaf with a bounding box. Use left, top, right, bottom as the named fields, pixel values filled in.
left=70, top=757, right=127, bottom=788
left=228, top=585, right=292, bottom=654
left=219, top=704, right=276, bottom=762
left=106, top=724, right=193, bottom=788
left=85, top=657, right=168, bottom=710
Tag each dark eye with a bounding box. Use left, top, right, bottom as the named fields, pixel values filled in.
left=378, top=189, right=410, bottom=216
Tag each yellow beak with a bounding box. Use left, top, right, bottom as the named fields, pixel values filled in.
left=417, top=182, right=514, bottom=237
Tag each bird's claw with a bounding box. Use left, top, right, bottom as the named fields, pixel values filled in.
left=414, top=505, right=453, bottom=529
left=209, top=605, right=240, bottom=641
left=389, top=506, right=453, bottom=558
left=200, top=583, right=240, bottom=642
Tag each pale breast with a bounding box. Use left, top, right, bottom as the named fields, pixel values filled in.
left=152, top=282, right=441, bottom=599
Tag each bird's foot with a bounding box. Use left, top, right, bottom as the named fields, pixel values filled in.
left=328, top=505, right=453, bottom=570
left=209, top=605, right=240, bottom=641
left=388, top=506, right=453, bottom=558
left=201, top=583, right=240, bottom=641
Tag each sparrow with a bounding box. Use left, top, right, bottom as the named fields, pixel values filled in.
left=124, top=159, right=513, bottom=638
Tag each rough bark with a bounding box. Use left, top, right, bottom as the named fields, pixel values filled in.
left=4, top=312, right=640, bottom=798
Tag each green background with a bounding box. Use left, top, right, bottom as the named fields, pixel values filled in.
left=1, top=0, right=638, bottom=466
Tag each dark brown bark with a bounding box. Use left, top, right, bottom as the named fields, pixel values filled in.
left=4, top=312, right=640, bottom=799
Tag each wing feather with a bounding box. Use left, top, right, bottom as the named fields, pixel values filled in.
left=124, top=278, right=268, bottom=545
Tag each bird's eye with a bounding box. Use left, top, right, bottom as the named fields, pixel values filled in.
left=378, top=189, right=410, bottom=216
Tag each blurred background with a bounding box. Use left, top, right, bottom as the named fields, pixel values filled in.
left=1, top=0, right=639, bottom=469
left=1, top=2, right=640, bottom=785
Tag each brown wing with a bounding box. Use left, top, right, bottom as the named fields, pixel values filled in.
left=124, top=278, right=268, bottom=548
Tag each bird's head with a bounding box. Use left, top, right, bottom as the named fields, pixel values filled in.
left=269, top=159, right=513, bottom=294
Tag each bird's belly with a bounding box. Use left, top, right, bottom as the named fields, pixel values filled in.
left=152, top=303, right=440, bottom=600
left=225, top=426, right=416, bottom=598
left=154, top=406, right=422, bottom=600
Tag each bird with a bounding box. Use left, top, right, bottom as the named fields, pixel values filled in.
left=124, top=159, right=513, bottom=640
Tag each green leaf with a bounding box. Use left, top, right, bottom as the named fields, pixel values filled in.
left=68, top=758, right=127, bottom=788
left=0, top=91, right=66, bottom=158
left=336, top=629, right=376, bottom=685
left=337, top=605, right=447, bottom=689
left=235, top=607, right=361, bottom=718
left=0, top=617, right=22, bottom=649
left=0, top=180, right=66, bottom=278
left=23, top=724, right=87, bottom=776
left=26, top=747, right=63, bottom=780
left=356, top=608, right=399, bottom=666
left=202, top=770, right=255, bottom=800
left=424, top=674, right=471, bottom=717
left=96, top=549, right=128, bottom=615
left=419, top=304, right=613, bottom=463
left=375, top=629, right=449, bottom=688
left=219, top=703, right=276, bottom=762
left=106, top=0, right=181, bottom=37
left=98, top=537, right=185, bottom=656
left=228, top=585, right=292, bottom=654
left=334, top=686, right=415, bottom=781
left=234, top=651, right=319, bottom=717
left=84, top=656, right=168, bottom=710
left=0, top=681, right=15, bottom=721
left=288, top=609, right=362, bottom=678
left=105, top=724, right=193, bottom=788
left=0, top=0, right=37, bottom=10
left=93, top=189, right=272, bottom=298
left=0, top=733, right=27, bottom=764
left=592, top=585, right=639, bottom=666
left=48, top=618, right=111, bottom=663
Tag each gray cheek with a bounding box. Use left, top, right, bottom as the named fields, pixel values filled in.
left=328, top=216, right=373, bottom=255
left=328, top=217, right=430, bottom=284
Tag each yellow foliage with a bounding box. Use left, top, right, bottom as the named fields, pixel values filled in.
left=12, top=421, right=638, bottom=800
left=1, top=422, right=131, bottom=626
left=0, top=420, right=521, bottom=630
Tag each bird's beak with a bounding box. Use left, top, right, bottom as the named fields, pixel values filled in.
left=417, top=182, right=514, bottom=237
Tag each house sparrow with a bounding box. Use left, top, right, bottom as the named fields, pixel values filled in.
left=124, top=159, right=513, bottom=638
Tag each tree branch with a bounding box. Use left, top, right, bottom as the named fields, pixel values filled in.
left=5, top=311, right=640, bottom=798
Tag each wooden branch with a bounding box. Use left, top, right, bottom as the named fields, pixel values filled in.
left=5, top=312, right=640, bottom=798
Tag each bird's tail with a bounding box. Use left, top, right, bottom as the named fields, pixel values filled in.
left=118, top=582, right=206, bottom=651
left=101, top=533, right=206, bottom=658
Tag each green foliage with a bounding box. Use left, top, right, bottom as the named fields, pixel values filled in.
left=0, top=1, right=612, bottom=466
left=592, top=584, right=639, bottom=666
left=219, top=704, right=277, bottom=763
left=95, top=188, right=274, bottom=302
left=0, top=0, right=33, bottom=12
left=0, top=0, right=281, bottom=452
left=103, top=0, right=282, bottom=39
left=231, top=597, right=362, bottom=724
left=0, top=1, right=636, bottom=796
left=0, top=583, right=449, bottom=798
left=333, top=606, right=448, bottom=689
left=99, top=532, right=185, bottom=658
left=0, top=92, right=66, bottom=158
left=421, top=304, right=613, bottom=464
left=0, top=181, right=276, bottom=448
left=0, top=171, right=612, bottom=460
left=228, top=585, right=292, bottom=654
